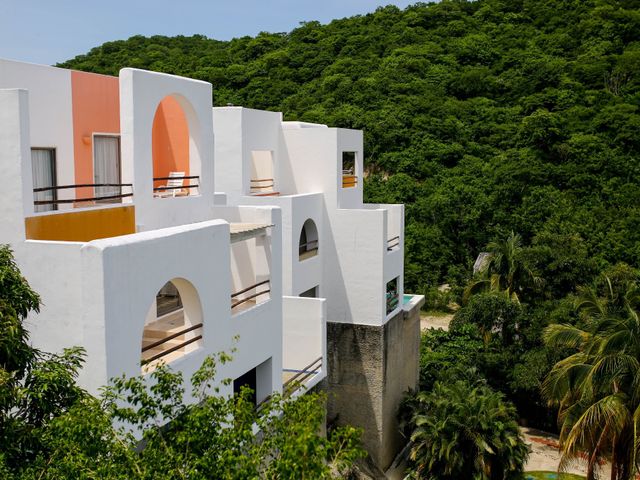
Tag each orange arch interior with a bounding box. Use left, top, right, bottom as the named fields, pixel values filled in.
left=152, top=96, right=190, bottom=189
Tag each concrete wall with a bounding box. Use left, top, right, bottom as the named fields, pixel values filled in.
left=326, top=301, right=421, bottom=471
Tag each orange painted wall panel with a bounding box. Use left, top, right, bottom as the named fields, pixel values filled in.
left=25, top=206, right=135, bottom=242
left=152, top=96, right=190, bottom=189
left=71, top=71, right=120, bottom=200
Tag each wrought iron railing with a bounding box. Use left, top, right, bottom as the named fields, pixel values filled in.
left=33, top=183, right=133, bottom=206
left=231, top=279, right=271, bottom=310
left=141, top=322, right=203, bottom=365
left=283, top=356, right=323, bottom=397
left=387, top=235, right=400, bottom=251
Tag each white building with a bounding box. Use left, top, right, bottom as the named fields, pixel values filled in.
left=0, top=58, right=423, bottom=472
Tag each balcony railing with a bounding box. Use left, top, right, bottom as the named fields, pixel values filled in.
left=141, top=322, right=203, bottom=365
left=33, top=183, right=133, bottom=208
left=231, top=279, right=271, bottom=311
left=342, top=170, right=358, bottom=188
left=250, top=178, right=279, bottom=196
left=283, top=356, right=323, bottom=397
left=153, top=175, right=199, bottom=197
left=298, top=239, right=319, bottom=259
left=387, top=236, right=400, bottom=251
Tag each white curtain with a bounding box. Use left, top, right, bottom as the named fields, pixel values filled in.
left=93, top=136, right=121, bottom=202
left=31, top=149, right=55, bottom=212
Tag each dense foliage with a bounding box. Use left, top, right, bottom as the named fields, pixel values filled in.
left=543, top=268, right=640, bottom=480
left=60, top=0, right=640, bottom=297
left=0, top=246, right=362, bottom=478
left=400, top=379, right=528, bottom=479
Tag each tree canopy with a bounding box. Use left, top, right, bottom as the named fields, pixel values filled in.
left=59, top=0, right=640, bottom=296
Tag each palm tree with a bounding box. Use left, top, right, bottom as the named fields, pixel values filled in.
left=464, top=231, right=542, bottom=304
left=543, top=274, right=640, bottom=480
left=403, top=380, right=529, bottom=479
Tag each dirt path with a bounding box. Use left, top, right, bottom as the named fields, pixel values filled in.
left=522, top=427, right=611, bottom=478
left=420, top=313, right=453, bottom=331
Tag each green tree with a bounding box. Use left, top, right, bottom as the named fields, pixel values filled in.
left=465, top=232, right=543, bottom=304
left=402, top=379, right=529, bottom=480
left=543, top=269, right=640, bottom=480
left=18, top=356, right=362, bottom=479
left=0, top=245, right=85, bottom=470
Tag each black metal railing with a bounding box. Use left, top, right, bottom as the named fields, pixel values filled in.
left=387, top=236, right=400, bottom=251
left=141, top=323, right=203, bottom=365
left=298, top=239, right=319, bottom=256
left=283, top=357, right=323, bottom=397
left=33, top=183, right=133, bottom=206
left=153, top=175, right=199, bottom=195
left=231, top=279, right=271, bottom=310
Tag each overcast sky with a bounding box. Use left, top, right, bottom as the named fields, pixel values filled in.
left=0, top=0, right=420, bottom=66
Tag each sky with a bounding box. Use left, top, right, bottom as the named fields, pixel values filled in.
left=0, top=0, right=419, bottom=66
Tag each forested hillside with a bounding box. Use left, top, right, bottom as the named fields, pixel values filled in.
left=60, top=0, right=640, bottom=297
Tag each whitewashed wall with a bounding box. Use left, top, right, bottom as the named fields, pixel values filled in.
left=119, top=68, right=215, bottom=232
left=0, top=89, right=31, bottom=243
left=282, top=295, right=327, bottom=391
left=0, top=60, right=75, bottom=205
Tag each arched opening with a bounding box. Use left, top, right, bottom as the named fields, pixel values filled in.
left=151, top=96, right=198, bottom=198
left=299, top=219, right=319, bottom=261
left=141, top=279, right=203, bottom=373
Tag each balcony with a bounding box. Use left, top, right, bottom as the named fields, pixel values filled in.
left=282, top=296, right=326, bottom=397
left=26, top=183, right=136, bottom=242
left=141, top=311, right=203, bottom=372
left=229, top=222, right=274, bottom=315
left=141, top=279, right=204, bottom=373
left=33, top=182, right=133, bottom=209
left=231, top=279, right=271, bottom=314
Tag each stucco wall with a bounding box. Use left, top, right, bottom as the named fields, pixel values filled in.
left=119, top=68, right=215, bottom=232
left=70, top=70, right=120, bottom=200
left=0, top=60, right=75, bottom=203
left=282, top=295, right=327, bottom=392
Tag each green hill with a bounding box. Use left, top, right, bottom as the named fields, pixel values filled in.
left=60, top=0, right=640, bottom=297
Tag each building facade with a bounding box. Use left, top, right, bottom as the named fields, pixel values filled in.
left=0, top=59, right=423, bottom=473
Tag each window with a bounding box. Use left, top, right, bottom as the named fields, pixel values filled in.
left=299, top=219, right=319, bottom=261
left=93, top=135, right=122, bottom=203
left=386, top=278, right=399, bottom=315
left=156, top=281, right=183, bottom=317
left=300, top=286, right=318, bottom=298
left=31, top=148, right=57, bottom=212
left=342, top=151, right=357, bottom=188
left=233, top=367, right=257, bottom=406
left=141, top=279, right=203, bottom=373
